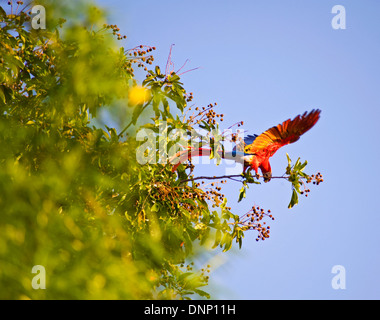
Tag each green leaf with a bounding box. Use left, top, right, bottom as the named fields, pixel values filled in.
left=238, top=185, right=246, bottom=202
left=286, top=153, right=292, bottom=174
left=168, top=73, right=180, bottom=82
left=152, top=94, right=160, bottom=117
left=194, top=289, right=211, bottom=299
left=0, top=6, right=6, bottom=18
left=155, top=65, right=161, bottom=76
left=286, top=153, right=291, bottom=166
left=299, top=171, right=308, bottom=179
left=141, top=123, right=158, bottom=131
left=212, top=229, right=222, bottom=249
left=294, top=157, right=301, bottom=169
left=12, top=56, right=25, bottom=70
left=288, top=189, right=299, bottom=209
left=151, top=203, right=159, bottom=212
left=178, top=272, right=192, bottom=283
left=222, top=233, right=232, bottom=252
left=298, top=160, right=308, bottom=172
left=238, top=235, right=243, bottom=249
left=0, top=86, right=5, bottom=104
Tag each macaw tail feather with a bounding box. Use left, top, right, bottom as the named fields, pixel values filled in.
left=170, top=147, right=214, bottom=172
left=170, top=147, right=247, bottom=172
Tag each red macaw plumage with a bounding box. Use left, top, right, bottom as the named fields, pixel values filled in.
left=171, top=109, right=321, bottom=181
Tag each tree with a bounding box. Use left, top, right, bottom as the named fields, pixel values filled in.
left=0, top=1, right=322, bottom=299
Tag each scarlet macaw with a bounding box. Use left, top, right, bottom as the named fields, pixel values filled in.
left=171, top=109, right=321, bottom=182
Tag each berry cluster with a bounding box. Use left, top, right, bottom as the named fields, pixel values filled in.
left=103, top=24, right=127, bottom=40
left=228, top=122, right=245, bottom=143
left=204, top=181, right=229, bottom=209
left=116, top=45, right=156, bottom=76
left=301, top=172, right=324, bottom=197
left=7, top=1, right=24, bottom=5
left=125, top=45, right=156, bottom=72
left=187, top=102, right=224, bottom=126
left=307, top=172, right=324, bottom=185
left=239, top=205, right=274, bottom=241
left=149, top=177, right=232, bottom=223
left=150, top=182, right=182, bottom=211
left=185, top=92, right=194, bottom=103
left=100, top=24, right=156, bottom=74
left=180, top=262, right=210, bottom=284
left=149, top=180, right=224, bottom=222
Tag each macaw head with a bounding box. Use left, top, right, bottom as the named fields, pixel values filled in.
left=259, top=158, right=272, bottom=182
left=262, top=171, right=272, bottom=182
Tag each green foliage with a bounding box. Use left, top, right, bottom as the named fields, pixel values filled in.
left=0, top=1, right=322, bottom=300
left=0, top=1, right=210, bottom=300
left=286, top=153, right=308, bottom=209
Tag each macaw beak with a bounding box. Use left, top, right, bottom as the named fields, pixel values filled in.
left=263, top=171, right=272, bottom=183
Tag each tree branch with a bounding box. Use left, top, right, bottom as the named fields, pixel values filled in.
left=180, top=174, right=289, bottom=184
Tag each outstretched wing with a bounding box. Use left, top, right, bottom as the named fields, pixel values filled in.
left=244, top=109, right=321, bottom=158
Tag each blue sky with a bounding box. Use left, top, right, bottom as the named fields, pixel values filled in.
left=97, top=0, right=380, bottom=299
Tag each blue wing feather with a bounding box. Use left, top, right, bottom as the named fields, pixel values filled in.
left=232, top=134, right=258, bottom=156
left=244, top=134, right=258, bottom=146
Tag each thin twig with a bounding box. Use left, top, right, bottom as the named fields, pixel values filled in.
left=177, top=67, right=201, bottom=76
left=165, top=44, right=175, bottom=75
left=118, top=97, right=153, bottom=137
left=176, top=59, right=190, bottom=74
left=180, top=174, right=243, bottom=184
left=20, top=2, right=33, bottom=13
